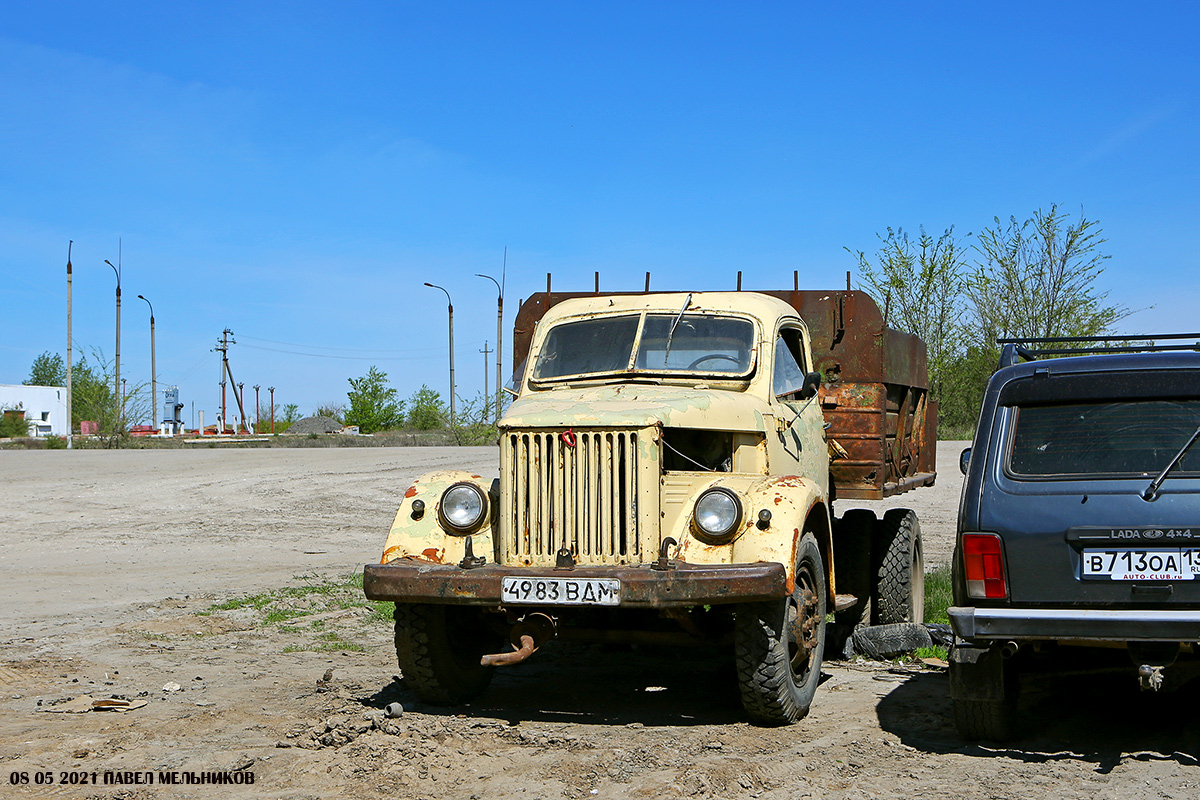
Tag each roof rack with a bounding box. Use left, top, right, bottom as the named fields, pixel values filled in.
left=998, top=333, right=1200, bottom=367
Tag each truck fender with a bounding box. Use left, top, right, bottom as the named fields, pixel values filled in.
left=732, top=475, right=832, bottom=603
left=380, top=470, right=498, bottom=566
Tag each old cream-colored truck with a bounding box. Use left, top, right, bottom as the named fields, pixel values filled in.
left=364, top=283, right=936, bottom=724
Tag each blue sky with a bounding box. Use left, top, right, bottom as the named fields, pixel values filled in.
left=2, top=2, right=1197, bottom=425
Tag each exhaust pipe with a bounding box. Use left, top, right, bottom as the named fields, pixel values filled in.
left=480, top=613, right=557, bottom=667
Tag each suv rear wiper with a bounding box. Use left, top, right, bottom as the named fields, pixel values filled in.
left=1143, top=422, right=1200, bottom=501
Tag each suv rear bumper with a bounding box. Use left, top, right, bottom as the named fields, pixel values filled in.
left=364, top=559, right=788, bottom=608
left=949, top=606, right=1200, bottom=642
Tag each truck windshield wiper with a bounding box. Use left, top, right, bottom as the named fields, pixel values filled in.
left=1143, top=422, right=1200, bottom=501
left=663, top=293, right=693, bottom=366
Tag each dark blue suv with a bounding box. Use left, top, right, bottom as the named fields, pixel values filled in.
left=949, top=337, right=1200, bottom=740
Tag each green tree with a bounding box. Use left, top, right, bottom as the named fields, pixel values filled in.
left=406, top=385, right=447, bottom=430
left=345, top=366, right=404, bottom=434
left=967, top=205, right=1128, bottom=343
left=70, top=351, right=119, bottom=433
left=849, top=226, right=968, bottom=406
left=25, top=351, right=66, bottom=386
left=0, top=406, right=29, bottom=438
left=315, top=402, right=346, bottom=423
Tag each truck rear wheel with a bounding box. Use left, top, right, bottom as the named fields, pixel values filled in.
left=394, top=604, right=500, bottom=705
left=735, top=533, right=827, bottom=725
left=872, top=508, right=924, bottom=625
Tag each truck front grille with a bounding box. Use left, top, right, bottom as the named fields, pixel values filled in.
left=500, top=429, right=655, bottom=566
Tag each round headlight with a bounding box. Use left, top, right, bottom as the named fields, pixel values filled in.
left=438, top=482, right=487, bottom=534
left=692, top=488, right=742, bottom=543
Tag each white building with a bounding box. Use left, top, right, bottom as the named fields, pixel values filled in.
left=0, top=384, right=68, bottom=437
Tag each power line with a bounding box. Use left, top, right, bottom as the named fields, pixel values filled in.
left=238, top=342, right=443, bottom=361
left=238, top=334, right=438, bottom=355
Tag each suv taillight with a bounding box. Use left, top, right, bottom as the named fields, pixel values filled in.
left=962, top=533, right=1007, bottom=599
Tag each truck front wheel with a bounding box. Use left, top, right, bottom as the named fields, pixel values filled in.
left=734, top=532, right=827, bottom=725
left=394, top=604, right=500, bottom=705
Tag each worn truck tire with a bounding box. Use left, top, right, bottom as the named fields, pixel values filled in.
left=872, top=508, right=924, bottom=625
left=735, top=533, right=827, bottom=725
left=850, top=622, right=933, bottom=660
left=394, top=604, right=499, bottom=705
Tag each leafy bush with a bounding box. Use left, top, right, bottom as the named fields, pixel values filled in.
left=406, top=385, right=446, bottom=430
left=344, top=366, right=404, bottom=434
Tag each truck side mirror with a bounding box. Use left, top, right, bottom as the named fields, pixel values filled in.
left=959, top=447, right=971, bottom=475
left=798, top=371, right=821, bottom=400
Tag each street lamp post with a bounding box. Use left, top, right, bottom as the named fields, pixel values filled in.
left=268, top=386, right=275, bottom=434
left=66, top=241, right=73, bottom=448
left=476, top=265, right=504, bottom=424
left=253, top=385, right=261, bottom=434
left=104, top=257, right=121, bottom=428
left=137, top=294, right=156, bottom=431
left=425, top=282, right=456, bottom=426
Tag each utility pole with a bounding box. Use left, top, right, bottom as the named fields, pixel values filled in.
left=425, top=283, right=455, bottom=426
left=476, top=247, right=505, bottom=424
left=138, top=294, right=155, bottom=431
left=268, top=386, right=275, bottom=434
left=480, top=341, right=492, bottom=412
left=237, top=383, right=245, bottom=433
left=253, top=385, right=261, bottom=434
left=213, top=329, right=248, bottom=434
left=215, top=330, right=231, bottom=433
left=105, top=246, right=122, bottom=430
left=66, top=241, right=73, bottom=448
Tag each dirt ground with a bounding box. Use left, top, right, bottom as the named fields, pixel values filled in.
left=2, top=442, right=1198, bottom=799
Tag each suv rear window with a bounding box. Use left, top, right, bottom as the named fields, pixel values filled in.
left=1008, top=400, right=1200, bottom=477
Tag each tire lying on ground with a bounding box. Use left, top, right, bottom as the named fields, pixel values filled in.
left=850, top=623, right=933, bottom=660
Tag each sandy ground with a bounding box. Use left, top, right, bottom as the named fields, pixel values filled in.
left=1, top=442, right=1197, bottom=799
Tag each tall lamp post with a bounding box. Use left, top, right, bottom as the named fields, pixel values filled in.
left=104, top=257, right=122, bottom=427
left=137, top=294, right=156, bottom=431
left=66, top=241, right=73, bottom=448
left=424, top=282, right=456, bottom=426
left=253, top=385, right=261, bottom=434
left=268, top=386, right=275, bottom=433
left=476, top=264, right=504, bottom=424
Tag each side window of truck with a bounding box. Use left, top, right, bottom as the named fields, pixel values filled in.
left=774, top=327, right=808, bottom=400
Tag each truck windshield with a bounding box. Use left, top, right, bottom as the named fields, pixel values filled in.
left=1008, top=400, right=1200, bottom=478
left=532, top=313, right=755, bottom=382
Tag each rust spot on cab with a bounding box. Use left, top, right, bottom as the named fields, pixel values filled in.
left=404, top=485, right=419, bottom=498
left=421, top=548, right=444, bottom=563
left=381, top=545, right=404, bottom=564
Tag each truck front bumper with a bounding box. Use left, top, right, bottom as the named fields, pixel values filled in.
left=948, top=606, right=1200, bottom=642
left=363, top=559, right=788, bottom=609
